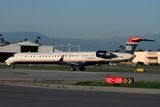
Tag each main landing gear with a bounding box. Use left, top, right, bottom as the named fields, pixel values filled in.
left=70, top=66, right=86, bottom=71
left=70, top=66, right=76, bottom=71
left=79, top=66, right=85, bottom=71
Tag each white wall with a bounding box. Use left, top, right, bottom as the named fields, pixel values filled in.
left=0, top=44, right=21, bottom=53
left=133, top=52, right=160, bottom=65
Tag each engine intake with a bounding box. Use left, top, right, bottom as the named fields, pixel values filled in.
left=96, top=50, right=116, bottom=59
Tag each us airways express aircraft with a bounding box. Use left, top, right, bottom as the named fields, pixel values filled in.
left=5, top=36, right=153, bottom=71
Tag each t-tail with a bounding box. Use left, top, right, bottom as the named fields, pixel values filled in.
left=122, top=36, right=154, bottom=54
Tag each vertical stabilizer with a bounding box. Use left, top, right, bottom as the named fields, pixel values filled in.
left=122, top=36, right=154, bottom=54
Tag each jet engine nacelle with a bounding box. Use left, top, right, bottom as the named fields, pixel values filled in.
left=96, top=50, right=115, bottom=59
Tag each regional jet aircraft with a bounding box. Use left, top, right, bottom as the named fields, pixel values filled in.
left=5, top=36, right=154, bottom=71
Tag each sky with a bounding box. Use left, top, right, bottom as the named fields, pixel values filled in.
left=0, top=0, right=160, bottom=39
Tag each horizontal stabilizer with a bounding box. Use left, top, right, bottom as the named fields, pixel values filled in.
left=128, top=36, right=155, bottom=44
left=143, top=39, right=155, bottom=42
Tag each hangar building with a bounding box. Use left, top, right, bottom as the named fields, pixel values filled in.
left=38, top=45, right=54, bottom=53
left=0, top=41, right=39, bottom=62
left=133, top=52, right=160, bottom=65
left=0, top=41, right=55, bottom=62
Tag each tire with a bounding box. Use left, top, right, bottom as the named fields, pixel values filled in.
left=70, top=67, right=76, bottom=71
left=79, top=66, right=85, bottom=71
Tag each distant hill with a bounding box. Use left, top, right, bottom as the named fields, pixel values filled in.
left=0, top=32, right=160, bottom=51
left=1, top=32, right=48, bottom=43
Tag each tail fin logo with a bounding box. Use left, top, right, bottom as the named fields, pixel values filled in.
left=125, top=45, right=133, bottom=51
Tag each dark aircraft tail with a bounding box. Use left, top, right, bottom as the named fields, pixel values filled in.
left=121, top=36, right=154, bottom=54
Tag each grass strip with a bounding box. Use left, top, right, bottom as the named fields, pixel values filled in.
left=74, top=81, right=160, bottom=89
left=0, top=64, right=160, bottom=73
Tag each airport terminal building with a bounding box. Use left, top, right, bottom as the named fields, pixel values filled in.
left=133, top=52, right=160, bottom=65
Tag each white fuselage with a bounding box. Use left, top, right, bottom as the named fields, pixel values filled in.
left=5, top=51, right=134, bottom=66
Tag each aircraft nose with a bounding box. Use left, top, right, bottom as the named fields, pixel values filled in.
left=5, top=59, right=10, bottom=65
left=5, top=57, right=13, bottom=65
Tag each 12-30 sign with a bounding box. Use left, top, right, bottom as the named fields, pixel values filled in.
left=105, top=75, right=134, bottom=84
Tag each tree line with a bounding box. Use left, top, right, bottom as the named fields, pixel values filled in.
left=0, top=34, right=41, bottom=46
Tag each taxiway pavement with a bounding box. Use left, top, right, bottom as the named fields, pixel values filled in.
left=0, top=85, right=159, bottom=107
left=0, top=69, right=160, bottom=84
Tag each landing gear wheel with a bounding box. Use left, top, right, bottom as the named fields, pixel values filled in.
left=11, top=65, right=15, bottom=69
left=79, top=66, right=85, bottom=71
left=70, top=67, right=76, bottom=71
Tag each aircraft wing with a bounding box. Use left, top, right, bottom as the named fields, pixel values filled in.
left=58, top=56, right=85, bottom=66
